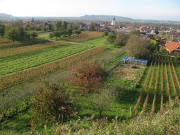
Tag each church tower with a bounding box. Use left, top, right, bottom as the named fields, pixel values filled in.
left=111, top=17, right=116, bottom=26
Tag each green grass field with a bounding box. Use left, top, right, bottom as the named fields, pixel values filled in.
left=37, top=32, right=51, bottom=40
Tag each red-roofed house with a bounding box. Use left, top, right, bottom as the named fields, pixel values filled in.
left=165, top=42, right=180, bottom=54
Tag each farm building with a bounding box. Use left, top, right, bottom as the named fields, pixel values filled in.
left=165, top=42, right=180, bottom=54
left=121, top=57, right=148, bottom=65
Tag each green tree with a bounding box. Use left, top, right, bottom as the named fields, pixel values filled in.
left=52, top=31, right=61, bottom=40
left=31, top=83, right=74, bottom=124
left=159, top=46, right=168, bottom=55
left=92, top=88, right=115, bottom=117
left=107, top=32, right=116, bottom=43
left=55, top=21, right=62, bottom=31
left=150, top=40, right=159, bottom=53
left=0, top=24, right=5, bottom=37
left=29, top=32, right=38, bottom=40
left=48, top=24, right=53, bottom=31
left=126, top=35, right=151, bottom=59
left=73, top=29, right=81, bottom=35
left=5, top=25, right=33, bottom=41
left=114, top=33, right=129, bottom=47
left=24, top=24, right=31, bottom=31
left=103, top=31, right=109, bottom=36
left=89, top=24, right=96, bottom=31
left=67, top=24, right=73, bottom=35
left=17, top=26, right=26, bottom=41
left=129, top=30, right=140, bottom=36
left=62, top=21, right=67, bottom=30
left=5, top=26, right=18, bottom=41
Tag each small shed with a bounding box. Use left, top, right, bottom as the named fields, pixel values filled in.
left=121, top=57, right=148, bottom=65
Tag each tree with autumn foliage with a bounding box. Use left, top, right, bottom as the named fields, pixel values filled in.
left=72, top=61, right=106, bottom=93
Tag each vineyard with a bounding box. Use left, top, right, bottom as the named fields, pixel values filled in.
left=132, top=55, right=180, bottom=115
left=0, top=37, right=106, bottom=76
left=0, top=46, right=109, bottom=91
left=0, top=40, right=69, bottom=58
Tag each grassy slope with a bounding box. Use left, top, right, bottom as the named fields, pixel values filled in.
left=64, top=31, right=104, bottom=42
left=2, top=35, right=179, bottom=134
left=37, top=32, right=51, bottom=40
left=1, top=106, right=179, bottom=135
left=0, top=43, right=126, bottom=133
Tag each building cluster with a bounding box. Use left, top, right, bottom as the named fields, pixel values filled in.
left=79, top=17, right=134, bottom=33
left=137, top=25, right=180, bottom=54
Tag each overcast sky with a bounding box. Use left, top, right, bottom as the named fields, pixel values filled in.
left=0, top=0, right=180, bottom=21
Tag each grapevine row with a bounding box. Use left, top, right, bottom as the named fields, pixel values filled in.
left=168, top=57, right=180, bottom=105
left=152, top=57, right=160, bottom=113
left=164, top=57, right=173, bottom=106
left=160, top=57, right=164, bottom=112
left=0, top=43, right=95, bottom=75
left=171, top=60, right=180, bottom=90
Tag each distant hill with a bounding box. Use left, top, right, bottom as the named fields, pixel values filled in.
left=0, top=13, right=134, bottom=21
left=79, top=15, right=133, bottom=21
left=0, top=13, right=16, bottom=20
left=0, top=13, right=180, bottom=24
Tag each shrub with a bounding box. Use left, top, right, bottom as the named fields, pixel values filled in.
left=92, top=88, right=115, bottom=117
left=31, top=83, right=74, bottom=124
left=126, top=35, right=151, bottom=59
left=103, top=31, right=108, bottom=36
left=72, top=61, right=106, bottom=93
left=107, top=32, right=116, bottom=43
left=114, top=33, right=129, bottom=48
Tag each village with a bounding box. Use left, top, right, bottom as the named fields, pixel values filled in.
left=1, top=16, right=179, bottom=55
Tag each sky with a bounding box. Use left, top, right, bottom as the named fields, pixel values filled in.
left=0, top=0, right=180, bottom=21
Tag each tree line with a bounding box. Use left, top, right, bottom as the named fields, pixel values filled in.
left=49, top=21, right=81, bottom=39
left=0, top=24, right=38, bottom=41
left=0, top=21, right=82, bottom=41
left=106, top=31, right=159, bottom=59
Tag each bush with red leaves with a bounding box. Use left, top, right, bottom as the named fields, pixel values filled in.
left=72, top=61, right=106, bottom=93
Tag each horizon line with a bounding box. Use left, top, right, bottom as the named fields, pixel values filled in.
left=1, top=13, right=180, bottom=22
